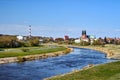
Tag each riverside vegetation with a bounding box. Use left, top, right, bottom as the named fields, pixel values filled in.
left=0, top=46, right=66, bottom=58
left=47, top=61, right=120, bottom=80
left=0, top=45, right=73, bottom=63
left=0, top=36, right=73, bottom=63
left=74, top=44, right=120, bottom=59
left=17, top=47, right=72, bottom=62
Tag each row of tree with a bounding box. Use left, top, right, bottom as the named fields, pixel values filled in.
left=0, top=35, right=120, bottom=48
left=79, top=37, right=120, bottom=46
left=0, top=36, right=40, bottom=48
left=53, top=37, right=120, bottom=46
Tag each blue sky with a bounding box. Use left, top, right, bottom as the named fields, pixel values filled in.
left=0, top=0, right=120, bottom=38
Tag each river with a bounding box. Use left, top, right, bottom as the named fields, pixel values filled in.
left=0, top=48, right=113, bottom=80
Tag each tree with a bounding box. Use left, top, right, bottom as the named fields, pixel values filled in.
left=80, top=40, right=90, bottom=46
left=0, top=36, right=18, bottom=48
left=92, top=39, right=105, bottom=46
left=29, top=38, right=39, bottom=46
left=104, top=37, right=107, bottom=44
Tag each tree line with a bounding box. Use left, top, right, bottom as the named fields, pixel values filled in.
left=0, top=36, right=39, bottom=48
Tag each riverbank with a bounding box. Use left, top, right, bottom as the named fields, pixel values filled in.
left=69, top=45, right=113, bottom=59
left=0, top=46, right=66, bottom=58
left=43, top=44, right=120, bottom=59
left=69, top=44, right=120, bottom=60
left=0, top=46, right=73, bottom=64
left=46, top=61, right=120, bottom=80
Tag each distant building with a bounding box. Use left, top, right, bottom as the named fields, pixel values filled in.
left=17, top=35, right=23, bottom=40
left=75, top=39, right=80, bottom=43
left=81, top=30, right=87, bottom=39
left=80, top=30, right=96, bottom=44
left=88, top=35, right=95, bottom=39
left=55, top=38, right=64, bottom=42
left=81, top=30, right=89, bottom=42
left=89, top=35, right=96, bottom=44
left=64, top=35, right=69, bottom=40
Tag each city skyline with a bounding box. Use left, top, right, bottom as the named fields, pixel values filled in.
left=0, top=0, right=120, bottom=38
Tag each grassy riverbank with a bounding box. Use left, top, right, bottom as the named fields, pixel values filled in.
left=47, top=61, right=120, bottom=80
left=74, top=44, right=120, bottom=59
left=0, top=46, right=66, bottom=58
left=103, top=44, right=120, bottom=59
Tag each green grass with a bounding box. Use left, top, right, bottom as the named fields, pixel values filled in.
left=48, top=61, right=120, bottom=80
left=0, top=46, right=66, bottom=58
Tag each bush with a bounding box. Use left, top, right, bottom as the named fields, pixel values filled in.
left=17, top=56, right=26, bottom=62
left=63, top=48, right=71, bottom=54
left=21, top=48, right=29, bottom=52
left=29, top=38, right=39, bottom=46
left=0, top=48, right=4, bottom=51
left=80, top=41, right=90, bottom=46
left=92, top=39, right=105, bottom=46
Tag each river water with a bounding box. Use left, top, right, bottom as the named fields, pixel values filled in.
left=0, top=48, right=113, bottom=80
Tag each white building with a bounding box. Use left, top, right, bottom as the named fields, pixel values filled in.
left=89, top=35, right=96, bottom=44
left=75, top=39, right=80, bottom=43
left=17, top=35, right=23, bottom=40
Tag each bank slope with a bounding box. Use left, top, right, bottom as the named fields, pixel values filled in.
left=0, top=46, right=73, bottom=64
left=48, top=61, right=120, bottom=80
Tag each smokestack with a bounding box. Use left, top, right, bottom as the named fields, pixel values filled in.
left=29, top=25, right=31, bottom=39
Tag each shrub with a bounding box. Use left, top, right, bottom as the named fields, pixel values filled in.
left=21, top=48, right=29, bottom=52
left=80, top=41, right=90, bottom=46
left=92, top=39, right=105, bottom=46
left=17, top=56, right=26, bottom=62
left=63, top=48, right=71, bottom=54
left=0, top=48, right=4, bottom=51
left=29, top=38, right=39, bottom=46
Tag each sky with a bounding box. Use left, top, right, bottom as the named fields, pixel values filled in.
left=0, top=0, right=120, bottom=38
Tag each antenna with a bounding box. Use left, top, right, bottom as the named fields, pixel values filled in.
left=29, top=25, right=31, bottom=39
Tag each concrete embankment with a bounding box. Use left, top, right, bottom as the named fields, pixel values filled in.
left=0, top=48, right=73, bottom=64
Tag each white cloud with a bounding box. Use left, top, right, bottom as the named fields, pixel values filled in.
left=115, top=29, right=120, bottom=32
